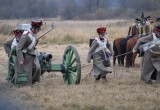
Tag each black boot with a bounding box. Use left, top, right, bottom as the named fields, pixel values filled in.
left=95, top=75, right=101, bottom=81
left=100, top=75, right=107, bottom=83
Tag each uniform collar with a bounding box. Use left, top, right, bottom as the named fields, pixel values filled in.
left=29, top=29, right=36, bottom=37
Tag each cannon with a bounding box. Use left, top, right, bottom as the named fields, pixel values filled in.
left=7, top=45, right=81, bottom=85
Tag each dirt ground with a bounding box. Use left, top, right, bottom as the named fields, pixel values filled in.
left=0, top=44, right=160, bottom=110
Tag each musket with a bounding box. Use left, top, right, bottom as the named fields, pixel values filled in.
left=35, top=25, right=54, bottom=46
left=36, top=26, right=54, bottom=41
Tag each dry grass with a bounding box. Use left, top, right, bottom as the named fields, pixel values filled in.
left=0, top=19, right=130, bottom=45
left=0, top=43, right=160, bottom=110
left=40, top=19, right=129, bottom=44
left=0, top=19, right=160, bottom=110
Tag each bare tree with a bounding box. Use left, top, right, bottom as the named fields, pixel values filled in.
left=0, top=0, right=160, bottom=20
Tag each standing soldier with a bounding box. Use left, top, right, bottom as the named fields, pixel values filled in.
left=144, top=16, right=154, bottom=35
left=87, top=27, right=113, bottom=81
left=128, top=18, right=140, bottom=38
left=133, top=25, right=160, bottom=83
left=15, top=19, right=43, bottom=85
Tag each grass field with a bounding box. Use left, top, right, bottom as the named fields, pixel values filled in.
left=0, top=19, right=130, bottom=45
left=0, top=19, right=160, bottom=110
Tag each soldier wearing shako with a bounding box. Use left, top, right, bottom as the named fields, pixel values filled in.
left=133, top=25, right=160, bottom=83
left=15, top=19, right=43, bottom=85
left=87, top=27, right=113, bottom=81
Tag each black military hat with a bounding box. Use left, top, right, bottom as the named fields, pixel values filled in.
left=31, top=19, right=43, bottom=29
left=136, top=18, right=141, bottom=21
left=135, top=18, right=141, bottom=23
left=146, top=16, right=151, bottom=19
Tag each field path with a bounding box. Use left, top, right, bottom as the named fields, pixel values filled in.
left=0, top=84, right=28, bottom=110
left=0, top=84, right=42, bottom=110
left=0, top=47, right=42, bottom=110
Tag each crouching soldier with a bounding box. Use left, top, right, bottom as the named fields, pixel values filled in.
left=87, top=27, right=113, bottom=81
left=15, top=19, right=43, bottom=85
left=3, top=27, right=24, bottom=55
left=133, top=24, right=160, bottom=83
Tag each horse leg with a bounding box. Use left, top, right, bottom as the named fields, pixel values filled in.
left=120, top=40, right=127, bottom=66
left=126, top=46, right=133, bottom=68
left=113, top=41, right=118, bottom=66
left=130, top=52, right=133, bottom=67
left=113, top=51, right=117, bottom=66
left=113, top=55, right=116, bottom=66
left=121, top=55, right=125, bottom=66
left=118, top=56, right=121, bottom=65
left=126, top=54, right=129, bottom=68
left=132, top=53, right=137, bottom=67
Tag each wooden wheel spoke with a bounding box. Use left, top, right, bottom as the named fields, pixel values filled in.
left=69, top=58, right=76, bottom=66
left=68, top=65, right=77, bottom=72
left=68, top=70, right=77, bottom=78
left=69, top=73, right=76, bottom=84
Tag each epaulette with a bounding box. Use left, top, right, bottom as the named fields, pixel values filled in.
left=23, top=31, right=30, bottom=35
left=95, top=38, right=98, bottom=42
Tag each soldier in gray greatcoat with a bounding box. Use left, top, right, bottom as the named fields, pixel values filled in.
left=3, top=28, right=24, bottom=55
left=133, top=24, right=160, bottom=83
left=4, top=24, right=31, bottom=55
left=15, top=19, right=43, bottom=85
left=87, top=27, right=113, bottom=81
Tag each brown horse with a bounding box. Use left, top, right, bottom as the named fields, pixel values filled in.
left=113, top=37, right=125, bottom=66
left=126, top=37, right=139, bottom=68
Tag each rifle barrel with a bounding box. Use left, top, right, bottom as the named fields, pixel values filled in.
left=36, top=27, right=54, bottom=41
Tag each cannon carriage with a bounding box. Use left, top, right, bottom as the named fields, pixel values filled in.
left=7, top=45, right=81, bottom=85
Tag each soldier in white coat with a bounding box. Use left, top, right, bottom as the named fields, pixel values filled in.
left=87, top=27, right=113, bottom=81
left=15, top=19, right=43, bottom=85
left=4, top=24, right=31, bottom=55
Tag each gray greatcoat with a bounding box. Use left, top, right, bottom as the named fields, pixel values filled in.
left=3, top=38, right=14, bottom=55
left=133, top=34, right=160, bottom=83
left=15, top=30, right=41, bottom=85
left=87, top=38, right=113, bottom=78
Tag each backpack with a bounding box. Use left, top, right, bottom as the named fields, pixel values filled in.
left=89, top=38, right=95, bottom=47
left=89, top=38, right=96, bottom=59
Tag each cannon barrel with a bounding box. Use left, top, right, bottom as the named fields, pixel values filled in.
left=38, top=52, right=53, bottom=62
left=43, top=54, right=52, bottom=61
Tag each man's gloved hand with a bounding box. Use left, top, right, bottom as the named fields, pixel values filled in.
left=132, top=49, right=136, bottom=53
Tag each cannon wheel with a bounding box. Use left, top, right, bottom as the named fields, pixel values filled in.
left=63, top=45, right=81, bottom=84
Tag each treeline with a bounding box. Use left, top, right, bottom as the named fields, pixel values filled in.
left=0, top=0, right=160, bottom=20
